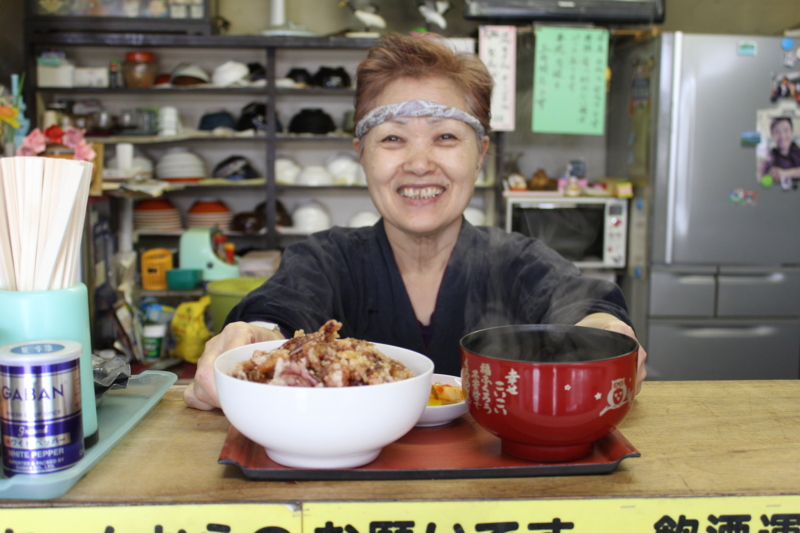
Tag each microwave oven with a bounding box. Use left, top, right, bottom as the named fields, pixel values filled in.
left=504, top=195, right=628, bottom=269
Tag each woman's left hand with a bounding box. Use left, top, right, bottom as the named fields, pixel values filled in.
left=575, top=312, right=648, bottom=395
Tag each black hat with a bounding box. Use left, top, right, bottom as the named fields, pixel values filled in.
left=288, top=108, right=336, bottom=135
left=198, top=111, right=236, bottom=131
left=236, top=101, right=282, bottom=132
left=310, top=66, right=351, bottom=88
left=212, top=155, right=260, bottom=180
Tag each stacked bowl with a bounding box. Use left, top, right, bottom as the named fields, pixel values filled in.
left=133, top=198, right=183, bottom=231
left=155, top=148, right=206, bottom=182
left=292, top=201, right=332, bottom=233
left=187, top=199, right=232, bottom=231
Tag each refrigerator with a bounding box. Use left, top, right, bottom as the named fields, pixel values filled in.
left=607, top=32, right=800, bottom=380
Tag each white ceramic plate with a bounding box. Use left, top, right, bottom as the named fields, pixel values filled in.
left=415, top=373, right=468, bottom=428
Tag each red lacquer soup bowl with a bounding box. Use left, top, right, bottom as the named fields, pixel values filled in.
left=460, top=324, right=638, bottom=463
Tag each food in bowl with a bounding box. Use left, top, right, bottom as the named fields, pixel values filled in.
left=428, top=382, right=466, bottom=406
left=415, top=373, right=469, bottom=428
left=230, top=319, right=413, bottom=387
left=215, top=333, right=434, bottom=469
left=460, top=324, right=638, bottom=463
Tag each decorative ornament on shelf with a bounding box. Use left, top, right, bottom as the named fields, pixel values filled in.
left=0, top=73, right=27, bottom=157
left=17, top=125, right=97, bottom=162
left=0, top=102, right=20, bottom=130
left=0, top=100, right=20, bottom=157
left=340, top=0, right=386, bottom=36
left=417, top=0, right=451, bottom=30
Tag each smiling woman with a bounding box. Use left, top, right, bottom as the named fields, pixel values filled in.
left=183, top=33, right=647, bottom=412
left=355, top=88, right=489, bottom=244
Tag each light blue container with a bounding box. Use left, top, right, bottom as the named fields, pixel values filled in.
left=0, top=284, right=98, bottom=445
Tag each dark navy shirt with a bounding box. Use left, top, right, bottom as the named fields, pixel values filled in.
left=226, top=220, right=632, bottom=376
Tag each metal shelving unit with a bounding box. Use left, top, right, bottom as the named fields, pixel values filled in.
left=24, top=31, right=382, bottom=250
left=25, top=31, right=507, bottom=249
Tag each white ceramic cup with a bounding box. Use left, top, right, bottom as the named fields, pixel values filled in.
left=115, top=143, right=134, bottom=174
left=158, top=106, right=180, bottom=136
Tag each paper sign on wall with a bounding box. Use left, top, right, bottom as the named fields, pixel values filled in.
left=532, top=26, right=609, bottom=135
left=480, top=25, right=516, bottom=131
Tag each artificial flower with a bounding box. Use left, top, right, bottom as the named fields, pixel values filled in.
left=16, top=128, right=47, bottom=156
left=43, top=124, right=64, bottom=144
left=15, top=126, right=95, bottom=162
left=62, top=126, right=84, bottom=149
left=16, top=145, right=40, bottom=157
left=0, top=105, right=20, bottom=129
left=73, top=141, right=96, bottom=162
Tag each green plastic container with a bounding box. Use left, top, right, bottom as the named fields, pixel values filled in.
left=0, top=284, right=98, bottom=446
left=207, top=277, right=268, bottom=334
left=166, top=268, right=203, bottom=290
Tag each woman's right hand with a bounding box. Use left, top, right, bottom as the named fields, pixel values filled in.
left=183, top=321, right=285, bottom=410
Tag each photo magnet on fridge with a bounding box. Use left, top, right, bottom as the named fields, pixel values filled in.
left=769, top=71, right=800, bottom=103
left=756, top=104, right=800, bottom=190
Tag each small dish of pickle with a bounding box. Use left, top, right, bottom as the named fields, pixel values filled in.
left=415, top=373, right=469, bottom=428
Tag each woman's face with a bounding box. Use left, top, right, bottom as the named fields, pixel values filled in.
left=354, top=76, right=489, bottom=239
left=772, top=120, right=794, bottom=154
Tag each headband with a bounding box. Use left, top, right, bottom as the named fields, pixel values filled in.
left=355, top=100, right=486, bottom=140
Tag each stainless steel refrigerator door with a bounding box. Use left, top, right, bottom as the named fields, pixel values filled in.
left=658, top=33, right=800, bottom=265
left=647, top=319, right=800, bottom=380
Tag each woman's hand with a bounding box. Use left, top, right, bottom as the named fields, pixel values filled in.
left=183, top=322, right=285, bottom=410
left=768, top=166, right=785, bottom=180
left=575, top=312, right=648, bottom=395
left=769, top=166, right=800, bottom=181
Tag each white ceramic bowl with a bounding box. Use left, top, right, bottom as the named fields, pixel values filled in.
left=215, top=339, right=434, bottom=468
left=171, top=62, right=210, bottom=83
left=156, top=149, right=206, bottom=179
left=463, top=207, right=486, bottom=226
left=355, top=164, right=367, bottom=185
left=108, top=155, right=154, bottom=179
left=213, top=60, right=250, bottom=87
left=348, top=210, right=381, bottom=228
left=296, top=165, right=334, bottom=186
left=275, top=158, right=302, bottom=184
left=415, top=373, right=468, bottom=428
left=292, top=201, right=332, bottom=233
left=326, top=154, right=361, bottom=185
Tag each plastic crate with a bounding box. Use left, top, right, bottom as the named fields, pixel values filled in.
left=141, top=248, right=173, bottom=290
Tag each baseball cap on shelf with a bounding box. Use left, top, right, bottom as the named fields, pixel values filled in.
left=170, top=62, right=210, bottom=86
left=198, top=111, right=237, bottom=131
left=212, top=155, right=260, bottom=181
left=236, top=102, right=282, bottom=132
left=212, top=61, right=250, bottom=87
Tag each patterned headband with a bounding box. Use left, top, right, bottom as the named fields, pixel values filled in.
left=355, top=100, right=486, bottom=140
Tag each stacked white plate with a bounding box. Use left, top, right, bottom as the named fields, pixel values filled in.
left=133, top=199, right=183, bottom=231
left=187, top=198, right=232, bottom=231
left=156, top=148, right=206, bottom=182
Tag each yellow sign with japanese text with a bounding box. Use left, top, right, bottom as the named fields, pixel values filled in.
left=2, top=496, right=800, bottom=532
left=0, top=503, right=301, bottom=533
left=305, top=497, right=800, bottom=533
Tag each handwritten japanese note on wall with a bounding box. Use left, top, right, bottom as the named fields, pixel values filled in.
left=532, top=26, right=609, bottom=135
left=479, top=25, right=516, bottom=131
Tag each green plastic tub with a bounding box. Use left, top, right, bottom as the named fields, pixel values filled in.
left=207, top=277, right=268, bottom=334
left=166, top=268, right=203, bottom=290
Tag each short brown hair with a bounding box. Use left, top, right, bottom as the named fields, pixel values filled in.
left=354, top=33, right=493, bottom=135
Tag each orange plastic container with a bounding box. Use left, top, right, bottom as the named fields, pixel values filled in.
left=141, top=248, right=174, bottom=290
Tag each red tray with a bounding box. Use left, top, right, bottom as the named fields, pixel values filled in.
left=218, top=414, right=640, bottom=481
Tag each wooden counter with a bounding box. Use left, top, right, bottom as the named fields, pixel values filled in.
left=6, top=380, right=800, bottom=506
